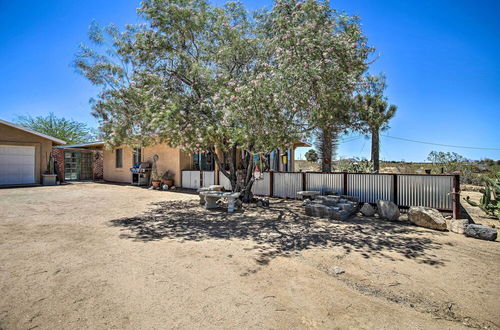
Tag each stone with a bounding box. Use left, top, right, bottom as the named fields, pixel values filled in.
left=360, top=203, right=376, bottom=217
left=331, top=266, right=345, bottom=274
left=297, top=191, right=320, bottom=200
left=408, top=207, right=447, bottom=231
left=322, top=196, right=341, bottom=206
left=208, top=185, right=224, bottom=191
left=464, top=224, right=497, bottom=241
left=312, top=204, right=329, bottom=217
left=445, top=219, right=469, bottom=234
left=377, top=200, right=400, bottom=221
left=341, top=195, right=360, bottom=203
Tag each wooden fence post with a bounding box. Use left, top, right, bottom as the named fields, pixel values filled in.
left=302, top=172, right=306, bottom=191
left=343, top=172, right=348, bottom=195
left=393, top=174, right=398, bottom=204
left=453, top=174, right=461, bottom=219
left=269, top=171, right=274, bottom=197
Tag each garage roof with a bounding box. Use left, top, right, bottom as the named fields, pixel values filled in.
left=0, top=119, right=66, bottom=145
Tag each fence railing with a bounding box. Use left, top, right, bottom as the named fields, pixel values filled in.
left=181, top=170, right=460, bottom=218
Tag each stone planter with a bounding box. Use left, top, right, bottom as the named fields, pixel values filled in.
left=162, top=179, right=174, bottom=187
left=42, top=174, right=57, bottom=186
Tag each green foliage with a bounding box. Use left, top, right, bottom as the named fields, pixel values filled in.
left=304, top=149, right=318, bottom=162
left=15, top=113, right=96, bottom=144
left=336, top=158, right=373, bottom=173
left=426, top=151, right=480, bottom=184
left=465, top=172, right=500, bottom=220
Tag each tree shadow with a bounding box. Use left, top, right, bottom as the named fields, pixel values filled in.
left=110, top=200, right=448, bottom=267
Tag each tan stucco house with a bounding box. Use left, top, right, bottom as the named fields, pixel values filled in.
left=0, top=119, right=65, bottom=186
left=93, top=142, right=307, bottom=187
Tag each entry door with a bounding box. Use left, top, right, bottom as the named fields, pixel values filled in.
left=0, top=145, right=36, bottom=185
left=64, top=151, right=93, bottom=181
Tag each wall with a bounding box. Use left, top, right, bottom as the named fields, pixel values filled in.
left=0, top=123, right=54, bottom=184
left=103, top=144, right=184, bottom=186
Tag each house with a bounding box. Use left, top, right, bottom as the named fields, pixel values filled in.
left=0, top=119, right=65, bottom=186
left=97, top=142, right=308, bottom=187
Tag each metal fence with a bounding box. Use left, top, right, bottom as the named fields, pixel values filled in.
left=182, top=170, right=459, bottom=217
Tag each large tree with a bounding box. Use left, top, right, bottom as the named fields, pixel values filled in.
left=75, top=0, right=304, bottom=201
left=15, top=113, right=96, bottom=144
left=354, top=75, right=397, bottom=172
left=263, top=0, right=373, bottom=172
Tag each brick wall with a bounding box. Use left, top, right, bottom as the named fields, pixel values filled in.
left=51, top=148, right=65, bottom=182
left=93, top=150, right=103, bottom=180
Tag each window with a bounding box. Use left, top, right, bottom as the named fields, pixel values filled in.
left=192, top=152, right=214, bottom=171
left=132, top=148, right=142, bottom=165
left=115, top=149, right=123, bottom=168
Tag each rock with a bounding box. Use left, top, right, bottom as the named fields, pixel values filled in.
left=360, top=203, right=376, bottom=217
left=162, top=184, right=169, bottom=191
left=408, top=207, right=447, bottom=231
left=312, top=204, right=329, bottom=217
left=464, top=224, right=497, bottom=241
left=331, top=266, right=345, bottom=274
left=170, top=186, right=176, bottom=190
left=341, top=195, right=360, bottom=203
left=377, top=200, right=400, bottom=221
left=445, top=219, right=469, bottom=234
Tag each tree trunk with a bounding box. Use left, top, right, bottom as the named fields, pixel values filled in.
left=371, top=127, right=380, bottom=173
left=320, top=129, right=332, bottom=172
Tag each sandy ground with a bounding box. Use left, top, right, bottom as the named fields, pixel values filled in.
left=0, top=183, right=499, bottom=330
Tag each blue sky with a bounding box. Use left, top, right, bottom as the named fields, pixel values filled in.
left=1, top=0, right=499, bottom=161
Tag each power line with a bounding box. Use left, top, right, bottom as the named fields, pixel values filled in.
left=382, top=135, right=500, bottom=151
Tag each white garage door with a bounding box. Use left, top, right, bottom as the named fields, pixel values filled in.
left=0, top=145, right=36, bottom=185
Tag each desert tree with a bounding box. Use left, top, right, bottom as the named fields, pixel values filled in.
left=304, top=148, right=318, bottom=162
left=261, top=0, right=373, bottom=172
left=15, top=113, right=96, bottom=144
left=354, top=74, right=396, bottom=172
left=75, top=0, right=304, bottom=202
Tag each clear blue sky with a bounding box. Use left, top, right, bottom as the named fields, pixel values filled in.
left=1, top=0, right=499, bottom=161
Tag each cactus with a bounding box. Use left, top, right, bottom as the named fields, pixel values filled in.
left=465, top=172, right=500, bottom=220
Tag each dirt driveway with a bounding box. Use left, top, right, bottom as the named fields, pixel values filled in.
left=0, top=183, right=499, bottom=329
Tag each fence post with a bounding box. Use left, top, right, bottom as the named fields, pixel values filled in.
left=343, top=172, right=348, bottom=195
left=200, top=170, right=203, bottom=188
left=302, top=172, right=306, bottom=191
left=269, top=171, right=274, bottom=197
left=453, top=174, right=461, bottom=219
left=393, top=174, right=398, bottom=204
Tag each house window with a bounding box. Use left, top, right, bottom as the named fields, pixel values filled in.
left=115, top=149, right=123, bottom=168
left=132, top=148, right=142, bottom=165
left=192, top=152, right=214, bottom=171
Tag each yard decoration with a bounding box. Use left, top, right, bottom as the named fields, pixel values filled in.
left=75, top=0, right=374, bottom=202
left=42, top=152, right=57, bottom=185
left=150, top=154, right=161, bottom=188
left=465, top=172, right=500, bottom=220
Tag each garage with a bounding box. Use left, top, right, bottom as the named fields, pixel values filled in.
left=0, top=119, right=66, bottom=186
left=0, top=145, right=36, bottom=185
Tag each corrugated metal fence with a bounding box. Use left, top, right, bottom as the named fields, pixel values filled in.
left=182, top=170, right=459, bottom=215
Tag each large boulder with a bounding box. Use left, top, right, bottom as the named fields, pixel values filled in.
left=376, top=200, right=400, bottom=221
left=408, top=207, right=447, bottom=231
left=445, top=219, right=469, bottom=234
left=360, top=203, right=376, bottom=217
left=464, top=224, right=497, bottom=241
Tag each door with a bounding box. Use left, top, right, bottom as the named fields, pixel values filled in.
left=0, top=145, right=36, bottom=185
left=64, top=151, right=93, bottom=181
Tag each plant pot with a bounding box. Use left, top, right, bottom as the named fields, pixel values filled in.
left=162, top=179, right=174, bottom=187
left=42, top=174, right=57, bottom=186
left=151, top=180, right=161, bottom=188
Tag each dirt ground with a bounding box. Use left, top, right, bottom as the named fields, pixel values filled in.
left=0, top=183, right=499, bottom=329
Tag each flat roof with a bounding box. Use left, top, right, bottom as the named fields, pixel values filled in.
left=0, top=119, right=66, bottom=145
left=55, top=141, right=104, bottom=149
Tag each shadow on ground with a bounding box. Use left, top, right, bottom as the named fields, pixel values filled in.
left=110, top=200, right=448, bottom=266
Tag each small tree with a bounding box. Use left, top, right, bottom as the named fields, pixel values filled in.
left=15, top=113, right=96, bottom=144
left=304, top=149, right=318, bottom=162
left=354, top=75, right=396, bottom=172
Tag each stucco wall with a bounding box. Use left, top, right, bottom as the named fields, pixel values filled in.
left=0, top=123, right=54, bottom=184
left=103, top=144, right=184, bottom=186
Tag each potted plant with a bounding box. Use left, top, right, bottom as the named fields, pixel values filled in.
left=42, top=153, right=57, bottom=186
left=150, top=154, right=161, bottom=188
left=161, top=170, right=174, bottom=187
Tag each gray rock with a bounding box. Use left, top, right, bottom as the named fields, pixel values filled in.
left=377, top=200, right=400, bottom=221
left=445, top=219, right=469, bottom=234
left=360, top=203, right=376, bottom=217
left=408, top=207, right=447, bottom=231
left=312, top=204, right=329, bottom=217
left=341, top=195, right=360, bottom=203
left=331, top=266, right=345, bottom=274
left=464, top=224, right=497, bottom=241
